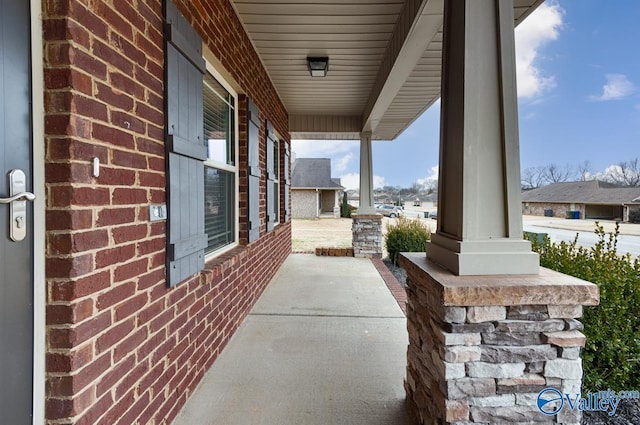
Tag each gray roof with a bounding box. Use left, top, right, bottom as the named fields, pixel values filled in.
left=522, top=181, right=640, bottom=205
left=291, top=158, right=344, bottom=189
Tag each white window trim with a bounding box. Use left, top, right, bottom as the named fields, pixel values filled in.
left=273, top=138, right=280, bottom=227
left=203, top=60, right=240, bottom=259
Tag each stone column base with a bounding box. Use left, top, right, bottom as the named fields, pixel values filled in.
left=352, top=213, right=382, bottom=258
left=399, top=253, right=599, bottom=425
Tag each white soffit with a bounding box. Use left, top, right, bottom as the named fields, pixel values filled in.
left=231, top=0, right=543, bottom=140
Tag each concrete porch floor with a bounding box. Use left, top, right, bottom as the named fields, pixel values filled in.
left=172, top=254, right=412, bottom=425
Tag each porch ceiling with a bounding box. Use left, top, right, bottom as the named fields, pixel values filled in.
left=231, top=0, right=543, bottom=141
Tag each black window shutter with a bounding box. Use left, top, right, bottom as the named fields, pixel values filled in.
left=164, top=1, right=207, bottom=287
left=284, top=143, right=291, bottom=222
left=266, top=121, right=276, bottom=232
left=247, top=99, right=261, bottom=242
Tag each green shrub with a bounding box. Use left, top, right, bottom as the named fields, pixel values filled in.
left=340, top=193, right=358, bottom=218
left=528, top=224, right=640, bottom=391
left=384, top=217, right=431, bottom=265
left=629, top=209, right=640, bottom=223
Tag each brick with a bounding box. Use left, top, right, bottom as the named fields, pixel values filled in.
left=114, top=258, right=148, bottom=283
left=480, top=344, right=557, bottom=363
left=547, top=304, right=582, bottom=319
left=47, top=254, right=94, bottom=278
left=97, top=281, right=136, bottom=311
left=481, top=331, right=543, bottom=346
left=446, top=378, right=496, bottom=400
left=97, top=207, right=135, bottom=226
left=112, top=224, right=148, bottom=244
left=92, top=121, right=135, bottom=148
left=470, top=406, right=550, bottom=423
left=445, top=400, right=469, bottom=422
left=468, top=394, right=515, bottom=407
left=545, top=358, right=583, bottom=380
left=467, top=306, right=506, bottom=323
left=543, top=330, right=586, bottom=347
left=467, top=362, right=525, bottom=379
left=437, top=329, right=481, bottom=346
left=112, top=149, right=148, bottom=169
left=496, top=374, right=547, bottom=394
left=442, top=306, right=466, bottom=323
left=507, top=304, right=549, bottom=321
left=114, top=292, right=148, bottom=321
left=442, top=345, right=481, bottom=363
left=96, top=244, right=136, bottom=269
left=443, top=322, right=495, bottom=333
left=47, top=209, right=93, bottom=231
left=559, top=347, right=581, bottom=359
left=112, top=187, right=148, bottom=205
left=495, top=319, right=566, bottom=333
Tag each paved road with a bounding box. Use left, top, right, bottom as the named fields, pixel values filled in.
left=523, top=223, right=640, bottom=257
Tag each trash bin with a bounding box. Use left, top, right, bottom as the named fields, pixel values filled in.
left=544, top=209, right=553, bottom=217
left=566, top=210, right=580, bottom=219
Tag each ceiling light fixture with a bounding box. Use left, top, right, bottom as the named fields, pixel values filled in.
left=307, top=57, right=329, bottom=77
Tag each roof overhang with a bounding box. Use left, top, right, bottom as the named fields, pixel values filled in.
left=231, top=0, right=543, bottom=141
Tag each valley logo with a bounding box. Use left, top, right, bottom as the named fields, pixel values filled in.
left=537, top=388, right=639, bottom=417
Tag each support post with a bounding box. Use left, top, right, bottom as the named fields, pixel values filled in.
left=426, top=0, right=539, bottom=275
left=357, top=131, right=376, bottom=215
left=352, top=131, right=382, bottom=258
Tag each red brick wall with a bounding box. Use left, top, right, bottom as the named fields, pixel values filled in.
left=43, top=0, right=291, bottom=423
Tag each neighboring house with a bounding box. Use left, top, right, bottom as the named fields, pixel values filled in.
left=522, top=180, right=640, bottom=221
left=291, top=158, right=344, bottom=218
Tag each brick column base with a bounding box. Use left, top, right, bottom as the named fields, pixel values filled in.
left=399, top=253, right=599, bottom=425
left=351, top=213, right=382, bottom=258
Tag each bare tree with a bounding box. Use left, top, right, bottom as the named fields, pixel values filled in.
left=605, top=158, right=640, bottom=187
left=576, top=160, right=593, bottom=182
left=521, top=166, right=545, bottom=190
left=541, top=163, right=573, bottom=184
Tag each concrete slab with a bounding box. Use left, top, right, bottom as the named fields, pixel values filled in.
left=252, top=255, right=405, bottom=318
left=171, top=254, right=411, bottom=425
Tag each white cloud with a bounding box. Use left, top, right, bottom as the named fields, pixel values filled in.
left=334, top=152, right=353, bottom=173
left=514, top=2, right=564, bottom=99
left=340, top=173, right=386, bottom=191
left=417, top=165, right=439, bottom=187
left=292, top=140, right=359, bottom=158
left=589, top=74, right=636, bottom=101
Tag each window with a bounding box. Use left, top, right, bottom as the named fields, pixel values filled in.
left=203, top=71, right=238, bottom=253
left=273, top=138, right=280, bottom=225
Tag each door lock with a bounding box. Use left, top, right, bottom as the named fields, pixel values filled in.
left=0, top=170, right=35, bottom=241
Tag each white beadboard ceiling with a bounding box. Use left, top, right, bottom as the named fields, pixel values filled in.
left=231, top=0, right=542, bottom=141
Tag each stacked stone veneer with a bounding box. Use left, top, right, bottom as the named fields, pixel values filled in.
left=352, top=213, right=382, bottom=258
left=400, top=253, right=599, bottom=425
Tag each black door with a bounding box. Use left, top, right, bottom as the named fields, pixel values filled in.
left=0, top=0, right=34, bottom=423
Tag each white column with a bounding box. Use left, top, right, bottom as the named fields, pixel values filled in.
left=426, top=0, right=539, bottom=275
left=358, top=131, right=376, bottom=214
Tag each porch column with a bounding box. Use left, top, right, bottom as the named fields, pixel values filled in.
left=357, top=131, right=376, bottom=214
left=426, top=0, right=539, bottom=276
left=403, top=2, right=600, bottom=424
left=352, top=131, right=382, bottom=258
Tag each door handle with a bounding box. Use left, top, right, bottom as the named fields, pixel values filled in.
left=0, top=191, right=36, bottom=204
left=1, top=169, right=35, bottom=241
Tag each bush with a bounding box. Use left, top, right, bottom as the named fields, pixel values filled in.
left=384, top=217, right=431, bottom=265
left=629, top=209, right=640, bottom=223
left=340, top=193, right=357, bottom=218
left=528, top=224, right=640, bottom=391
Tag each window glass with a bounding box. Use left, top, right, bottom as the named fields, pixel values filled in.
left=203, top=71, right=237, bottom=253
left=204, top=167, right=235, bottom=252
left=204, top=73, right=235, bottom=166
